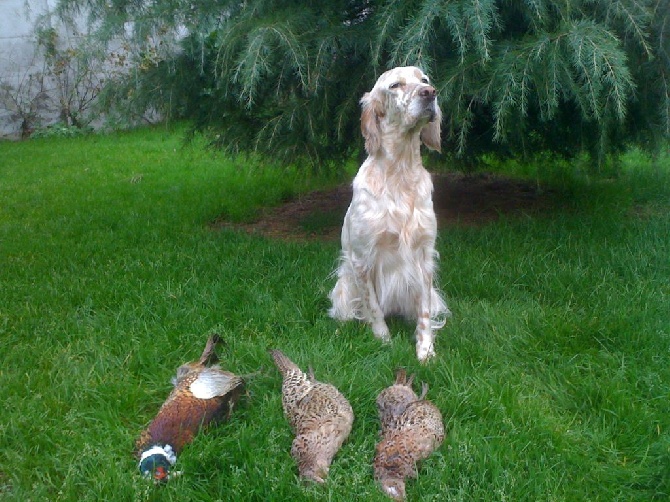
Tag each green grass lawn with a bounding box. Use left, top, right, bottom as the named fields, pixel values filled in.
left=0, top=127, right=669, bottom=501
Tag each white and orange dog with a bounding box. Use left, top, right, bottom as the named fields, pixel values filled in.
left=329, top=66, right=450, bottom=362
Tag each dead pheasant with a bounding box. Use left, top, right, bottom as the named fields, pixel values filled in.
left=376, top=369, right=420, bottom=433
left=135, top=334, right=245, bottom=481
left=269, top=349, right=354, bottom=483
left=374, top=370, right=445, bottom=500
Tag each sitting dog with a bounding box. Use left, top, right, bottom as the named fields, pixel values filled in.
left=329, top=66, right=450, bottom=362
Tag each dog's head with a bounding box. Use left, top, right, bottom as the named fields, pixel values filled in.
left=360, top=66, right=442, bottom=155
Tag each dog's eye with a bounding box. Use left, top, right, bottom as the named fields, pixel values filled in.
left=421, top=77, right=429, bottom=84
left=389, top=82, right=403, bottom=89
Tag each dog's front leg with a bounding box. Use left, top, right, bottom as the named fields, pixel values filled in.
left=415, top=267, right=436, bottom=362
left=354, top=265, right=390, bottom=342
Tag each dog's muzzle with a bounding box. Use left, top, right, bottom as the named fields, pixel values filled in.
left=418, top=85, right=438, bottom=122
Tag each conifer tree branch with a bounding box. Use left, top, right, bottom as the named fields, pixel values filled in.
left=52, top=0, right=669, bottom=166
left=605, top=0, right=653, bottom=57
left=464, top=0, right=497, bottom=61
left=443, top=3, right=468, bottom=63
left=390, top=0, right=442, bottom=70
left=371, top=0, right=407, bottom=69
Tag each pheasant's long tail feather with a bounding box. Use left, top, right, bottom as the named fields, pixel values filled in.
left=198, top=334, right=222, bottom=366
left=394, top=368, right=407, bottom=385
left=269, top=349, right=301, bottom=375
left=394, top=368, right=415, bottom=388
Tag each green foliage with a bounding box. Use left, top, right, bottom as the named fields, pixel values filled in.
left=33, top=23, right=108, bottom=128
left=1, top=128, right=669, bottom=500
left=56, top=0, right=669, bottom=167
left=31, top=122, right=93, bottom=138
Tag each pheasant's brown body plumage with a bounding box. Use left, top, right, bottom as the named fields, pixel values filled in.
left=270, top=349, right=354, bottom=483
left=135, top=335, right=244, bottom=480
left=374, top=370, right=445, bottom=500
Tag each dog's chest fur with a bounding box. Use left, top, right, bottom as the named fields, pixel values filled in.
left=354, top=160, right=435, bottom=249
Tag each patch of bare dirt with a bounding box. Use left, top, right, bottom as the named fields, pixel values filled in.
left=213, top=172, right=553, bottom=241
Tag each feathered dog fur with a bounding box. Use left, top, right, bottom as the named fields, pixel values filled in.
left=329, top=66, right=450, bottom=362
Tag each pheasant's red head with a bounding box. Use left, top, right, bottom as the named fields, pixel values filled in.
left=138, top=445, right=177, bottom=482
left=153, top=466, right=168, bottom=482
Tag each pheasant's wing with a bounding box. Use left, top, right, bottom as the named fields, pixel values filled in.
left=189, top=367, right=244, bottom=399
left=394, top=401, right=445, bottom=458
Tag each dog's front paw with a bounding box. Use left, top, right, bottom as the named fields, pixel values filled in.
left=416, top=332, right=436, bottom=362
left=416, top=344, right=436, bottom=362
left=372, top=320, right=391, bottom=343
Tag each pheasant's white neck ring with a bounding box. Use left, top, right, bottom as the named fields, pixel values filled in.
left=139, top=444, right=177, bottom=480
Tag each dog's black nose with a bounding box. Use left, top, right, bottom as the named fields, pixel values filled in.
left=419, top=86, right=436, bottom=99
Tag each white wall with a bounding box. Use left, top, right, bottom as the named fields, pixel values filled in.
left=0, top=1, right=173, bottom=138
left=0, top=0, right=72, bottom=137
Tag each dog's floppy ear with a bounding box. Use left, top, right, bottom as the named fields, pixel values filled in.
left=360, top=91, right=384, bottom=155
left=420, top=104, right=442, bottom=152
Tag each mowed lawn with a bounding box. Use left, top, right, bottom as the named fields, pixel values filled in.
left=0, top=127, right=669, bottom=501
